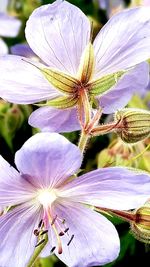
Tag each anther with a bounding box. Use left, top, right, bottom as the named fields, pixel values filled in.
left=62, top=219, right=66, bottom=224
left=51, top=215, right=57, bottom=226
left=34, top=229, right=39, bottom=236
left=38, top=219, right=43, bottom=228
left=40, top=230, right=48, bottom=235
left=58, top=247, right=63, bottom=254
left=67, top=234, right=74, bottom=246
left=64, top=228, right=69, bottom=233
left=59, top=231, right=64, bottom=236
left=35, top=239, right=45, bottom=247
left=50, top=246, right=56, bottom=253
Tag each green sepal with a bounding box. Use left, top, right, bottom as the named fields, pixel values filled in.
left=41, top=68, right=79, bottom=95
left=77, top=43, right=95, bottom=84
left=89, top=70, right=126, bottom=96
left=47, top=96, right=78, bottom=109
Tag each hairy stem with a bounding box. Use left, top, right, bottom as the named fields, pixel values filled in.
left=78, top=131, right=89, bottom=154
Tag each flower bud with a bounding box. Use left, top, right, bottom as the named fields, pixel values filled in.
left=131, top=204, right=150, bottom=243
left=0, top=102, right=32, bottom=149
left=115, top=108, right=150, bottom=143
left=95, top=199, right=150, bottom=244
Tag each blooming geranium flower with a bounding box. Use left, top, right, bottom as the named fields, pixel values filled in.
left=98, top=0, right=124, bottom=17
left=0, top=0, right=150, bottom=132
left=0, top=1, right=21, bottom=55
left=11, top=43, right=38, bottom=61
left=0, top=132, right=150, bottom=267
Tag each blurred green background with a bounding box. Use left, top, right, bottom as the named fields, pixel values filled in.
left=0, top=0, right=150, bottom=266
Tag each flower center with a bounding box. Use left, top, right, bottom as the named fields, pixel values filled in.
left=38, top=189, right=57, bottom=207
left=35, top=190, right=75, bottom=254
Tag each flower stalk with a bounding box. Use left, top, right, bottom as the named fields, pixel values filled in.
left=95, top=200, right=150, bottom=244
left=78, top=131, right=89, bottom=153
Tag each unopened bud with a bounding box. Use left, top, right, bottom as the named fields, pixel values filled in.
left=131, top=204, right=150, bottom=243
left=0, top=103, right=32, bottom=149
left=115, top=108, right=150, bottom=143
left=95, top=199, right=150, bottom=244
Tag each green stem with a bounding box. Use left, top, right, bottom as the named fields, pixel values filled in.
left=27, top=234, right=48, bottom=267
left=78, top=131, right=89, bottom=153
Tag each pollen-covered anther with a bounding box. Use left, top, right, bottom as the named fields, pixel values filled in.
left=48, top=212, right=74, bottom=253
left=67, top=234, right=74, bottom=246
left=50, top=246, right=56, bottom=253
left=38, top=219, right=44, bottom=228
left=34, top=218, right=49, bottom=248
left=34, top=229, right=39, bottom=236
left=64, top=227, right=69, bottom=233
left=59, top=231, right=65, bottom=236
left=114, top=108, right=150, bottom=143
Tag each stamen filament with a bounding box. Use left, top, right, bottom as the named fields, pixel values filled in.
left=47, top=210, right=63, bottom=254
left=51, top=215, right=57, bottom=226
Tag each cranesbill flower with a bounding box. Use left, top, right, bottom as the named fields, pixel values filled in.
left=0, top=3, right=21, bottom=56
left=11, top=43, right=39, bottom=61
left=98, top=0, right=124, bottom=17
left=0, top=132, right=150, bottom=267
left=0, top=0, right=150, bottom=132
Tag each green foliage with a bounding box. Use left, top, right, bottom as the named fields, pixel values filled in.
left=0, top=102, right=32, bottom=150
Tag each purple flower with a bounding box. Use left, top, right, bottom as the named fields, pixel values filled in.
left=0, top=132, right=150, bottom=267
left=98, top=0, right=124, bottom=17
left=0, top=1, right=150, bottom=132
left=0, top=4, right=21, bottom=56
left=0, top=38, right=8, bottom=56
left=11, top=43, right=39, bottom=61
